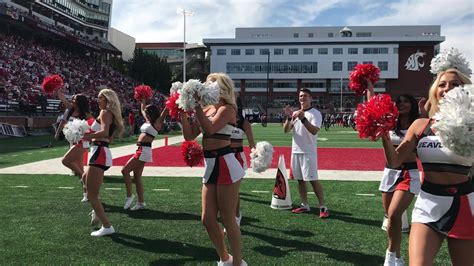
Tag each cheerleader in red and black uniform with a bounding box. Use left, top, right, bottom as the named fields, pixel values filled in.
left=366, top=82, right=421, bottom=265
left=82, top=88, right=124, bottom=237
left=229, top=97, right=255, bottom=227
left=56, top=90, right=94, bottom=202
left=121, top=98, right=168, bottom=211
left=382, top=69, right=473, bottom=265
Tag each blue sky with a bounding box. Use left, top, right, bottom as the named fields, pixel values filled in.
left=111, top=0, right=473, bottom=70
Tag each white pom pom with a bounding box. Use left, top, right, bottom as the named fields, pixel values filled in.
left=432, top=85, right=474, bottom=159
left=170, top=81, right=183, bottom=95
left=178, top=79, right=203, bottom=111
left=199, top=81, right=220, bottom=107
left=62, top=119, right=89, bottom=145
left=430, top=48, right=472, bottom=76
left=250, top=141, right=274, bottom=173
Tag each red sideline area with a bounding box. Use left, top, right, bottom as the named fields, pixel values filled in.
left=113, top=147, right=387, bottom=171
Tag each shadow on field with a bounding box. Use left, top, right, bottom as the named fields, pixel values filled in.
left=103, top=176, right=125, bottom=184
left=244, top=229, right=382, bottom=264
left=110, top=233, right=216, bottom=263
left=326, top=210, right=381, bottom=227
left=103, top=203, right=201, bottom=221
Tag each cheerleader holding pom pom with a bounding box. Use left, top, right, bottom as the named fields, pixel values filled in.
left=381, top=66, right=473, bottom=265
left=121, top=98, right=168, bottom=210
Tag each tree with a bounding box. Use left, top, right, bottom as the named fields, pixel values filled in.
left=129, top=49, right=172, bottom=94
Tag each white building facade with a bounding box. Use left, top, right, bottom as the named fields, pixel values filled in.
left=203, top=26, right=444, bottom=112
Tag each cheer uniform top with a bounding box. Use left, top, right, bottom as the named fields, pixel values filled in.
left=133, top=123, right=159, bottom=162
left=88, top=118, right=116, bottom=171
left=379, top=130, right=421, bottom=194
left=411, top=120, right=474, bottom=239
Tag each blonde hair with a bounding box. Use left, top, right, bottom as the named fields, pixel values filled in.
left=427, top=68, right=472, bottom=117
left=98, top=88, right=124, bottom=138
left=206, top=73, right=237, bottom=109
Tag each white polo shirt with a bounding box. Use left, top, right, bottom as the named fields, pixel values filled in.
left=291, top=107, right=322, bottom=155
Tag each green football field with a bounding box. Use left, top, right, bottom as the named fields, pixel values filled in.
left=0, top=124, right=451, bottom=265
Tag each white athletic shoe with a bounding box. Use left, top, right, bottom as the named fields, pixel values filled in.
left=81, top=193, right=89, bottom=203
left=395, top=257, right=405, bottom=266
left=241, top=259, right=248, bottom=266
left=217, top=254, right=233, bottom=266
left=236, top=213, right=242, bottom=227
left=384, top=250, right=396, bottom=266
left=91, top=225, right=115, bottom=237
left=123, top=195, right=135, bottom=210
left=130, top=202, right=146, bottom=211
left=89, top=210, right=100, bottom=226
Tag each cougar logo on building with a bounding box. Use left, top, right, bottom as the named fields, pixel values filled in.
left=404, top=50, right=426, bottom=71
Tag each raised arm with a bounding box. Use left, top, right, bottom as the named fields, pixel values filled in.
left=366, top=79, right=375, bottom=101
left=195, top=105, right=234, bottom=135
left=140, top=99, right=147, bottom=120
left=180, top=112, right=201, bottom=141
left=152, top=108, right=169, bottom=131
left=57, top=90, right=72, bottom=109
left=283, top=105, right=293, bottom=133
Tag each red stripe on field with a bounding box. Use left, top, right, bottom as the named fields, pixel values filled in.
left=113, top=146, right=386, bottom=171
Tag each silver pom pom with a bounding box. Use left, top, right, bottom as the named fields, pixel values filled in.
left=432, top=85, right=474, bottom=159
left=199, top=81, right=220, bottom=107
left=250, top=141, right=274, bottom=173
left=178, top=79, right=203, bottom=111
left=430, top=48, right=472, bottom=76
left=170, top=81, right=183, bottom=95
left=62, top=119, right=89, bottom=145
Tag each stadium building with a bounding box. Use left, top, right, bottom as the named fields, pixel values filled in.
left=203, top=26, right=444, bottom=114
left=1, top=0, right=120, bottom=56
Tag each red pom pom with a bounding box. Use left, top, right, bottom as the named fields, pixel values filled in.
left=349, top=64, right=380, bottom=96
left=165, top=92, right=182, bottom=119
left=133, top=85, right=153, bottom=101
left=41, top=74, right=64, bottom=95
left=181, top=140, right=204, bottom=167
left=355, top=94, right=399, bottom=141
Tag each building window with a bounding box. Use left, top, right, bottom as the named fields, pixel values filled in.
left=356, top=32, right=372, bottom=37
left=328, top=32, right=334, bottom=37
left=333, top=48, right=343, bottom=54
left=333, top=62, right=343, bottom=71
left=260, top=49, right=270, bottom=55
left=216, top=49, right=226, bottom=55
left=363, top=48, right=389, bottom=54
left=245, top=49, right=255, bottom=55
left=231, top=49, right=240, bottom=56
left=308, top=33, right=314, bottom=38
left=303, top=48, right=313, bottom=55
left=363, top=61, right=373, bottom=65
left=347, top=61, right=357, bottom=71
left=393, top=48, right=398, bottom=54
left=273, top=82, right=297, bottom=89
left=348, top=48, right=358, bottom=54
left=378, top=61, right=388, bottom=71
left=274, top=48, right=283, bottom=55
left=293, top=33, right=299, bottom=38
left=289, top=48, right=299, bottom=55
left=234, top=81, right=241, bottom=89
left=226, top=62, right=318, bottom=74
left=318, top=48, right=328, bottom=55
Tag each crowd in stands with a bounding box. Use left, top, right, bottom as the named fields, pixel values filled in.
left=0, top=31, right=165, bottom=117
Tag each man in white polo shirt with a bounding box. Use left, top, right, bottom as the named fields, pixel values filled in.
left=283, top=88, right=329, bottom=218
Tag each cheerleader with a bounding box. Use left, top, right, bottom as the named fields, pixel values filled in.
left=56, top=90, right=94, bottom=202
left=366, top=82, right=421, bottom=265
left=180, top=73, right=247, bottom=265
left=382, top=68, right=473, bottom=265
left=82, top=88, right=124, bottom=237
left=230, top=97, right=255, bottom=227
left=121, top=99, right=168, bottom=210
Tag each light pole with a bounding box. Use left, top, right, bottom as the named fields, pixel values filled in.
left=177, top=8, right=193, bottom=82
left=265, top=49, right=270, bottom=123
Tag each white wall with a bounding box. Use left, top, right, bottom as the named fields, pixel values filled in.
left=108, top=27, right=135, bottom=61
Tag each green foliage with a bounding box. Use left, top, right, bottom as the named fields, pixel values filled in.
left=129, top=48, right=172, bottom=94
